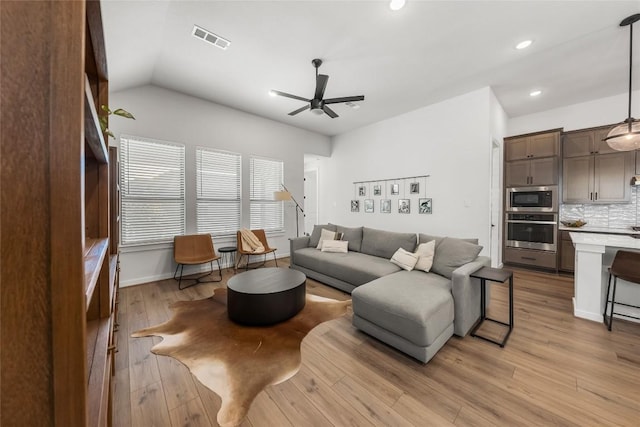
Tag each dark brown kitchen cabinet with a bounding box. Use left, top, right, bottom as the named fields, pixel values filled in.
left=563, top=125, right=617, bottom=158
left=563, top=151, right=635, bottom=203
left=558, top=231, right=575, bottom=272
left=505, top=131, right=560, bottom=161
left=505, top=157, right=557, bottom=186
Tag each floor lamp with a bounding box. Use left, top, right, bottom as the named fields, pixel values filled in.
left=274, top=184, right=305, bottom=237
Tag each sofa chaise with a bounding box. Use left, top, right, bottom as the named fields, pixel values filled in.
left=289, top=224, right=490, bottom=363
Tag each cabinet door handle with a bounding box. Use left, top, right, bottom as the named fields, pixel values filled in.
left=522, top=256, right=537, bottom=260
left=590, top=192, right=592, bottom=200
left=595, top=192, right=597, bottom=200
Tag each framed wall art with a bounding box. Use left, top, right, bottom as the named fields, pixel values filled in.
left=358, top=186, right=366, bottom=196
left=381, top=199, right=391, bottom=213
left=351, top=200, right=360, bottom=212
left=364, top=199, right=374, bottom=213
left=398, top=199, right=410, bottom=214
left=390, top=184, right=399, bottom=195
left=373, top=185, right=381, bottom=196
left=410, top=182, right=419, bottom=194
left=419, top=198, right=432, bottom=214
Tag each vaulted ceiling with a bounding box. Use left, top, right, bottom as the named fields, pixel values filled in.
left=102, top=1, right=640, bottom=137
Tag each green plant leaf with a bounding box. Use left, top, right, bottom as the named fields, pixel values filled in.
left=101, top=105, right=112, bottom=114
left=113, top=109, right=135, bottom=119
left=99, top=116, right=108, bottom=132
left=105, top=128, right=115, bottom=139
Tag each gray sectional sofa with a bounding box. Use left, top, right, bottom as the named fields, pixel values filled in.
left=289, top=224, right=490, bottom=363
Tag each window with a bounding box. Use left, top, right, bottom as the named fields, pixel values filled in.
left=196, top=148, right=241, bottom=236
left=250, top=157, right=283, bottom=232
left=120, top=136, right=185, bottom=245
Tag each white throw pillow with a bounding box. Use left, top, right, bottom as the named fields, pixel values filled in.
left=390, top=248, right=419, bottom=271
left=414, top=240, right=436, bottom=272
left=316, top=228, right=337, bottom=249
left=321, top=240, right=349, bottom=253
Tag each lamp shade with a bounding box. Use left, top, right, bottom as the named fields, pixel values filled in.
left=604, top=120, right=640, bottom=151
left=274, top=190, right=292, bottom=201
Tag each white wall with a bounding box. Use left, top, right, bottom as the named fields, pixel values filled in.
left=508, top=90, right=640, bottom=136
left=318, top=87, right=495, bottom=253
left=109, top=85, right=330, bottom=286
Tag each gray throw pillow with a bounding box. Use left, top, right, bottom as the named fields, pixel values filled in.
left=336, top=225, right=363, bottom=252
left=431, top=237, right=483, bottom=279
left=308, top=224, right=337, bottom=248
left=418, top=233, right=478, bottom=246
left=361, top=227, right=416, bottom=259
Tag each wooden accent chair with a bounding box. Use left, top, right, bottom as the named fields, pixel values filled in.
left=604, top=250, right=640, bottom=330
left=236, top=229, right=277, bottom=270
left=173, top=234, right=222, bottom=290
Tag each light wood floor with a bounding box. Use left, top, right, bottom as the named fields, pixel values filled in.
left=113, top=259, right=640, bottom=426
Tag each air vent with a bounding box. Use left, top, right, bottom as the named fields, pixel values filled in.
left=192, top=25, right=231, bottom=50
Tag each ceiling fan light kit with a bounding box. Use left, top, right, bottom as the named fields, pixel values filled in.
left=605, top=13, right=640, bottom=151
left=270, top=58, right=365, bottom=119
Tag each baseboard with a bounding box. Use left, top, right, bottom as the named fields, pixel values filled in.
left=120, top=251, right=290, bottom=288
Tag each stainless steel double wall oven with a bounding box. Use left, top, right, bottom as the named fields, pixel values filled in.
left=505, top=186, right=558, bottom=252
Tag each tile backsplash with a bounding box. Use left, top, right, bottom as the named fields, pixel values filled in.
left=561, top=186, right=638, bottom=228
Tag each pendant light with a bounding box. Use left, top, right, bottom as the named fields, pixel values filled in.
left=605, top=14, right=640, bottom=151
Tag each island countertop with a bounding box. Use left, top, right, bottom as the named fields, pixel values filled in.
left=560, top=225, right=640, bottom=235
left=569, top=232, right=640, bottom=250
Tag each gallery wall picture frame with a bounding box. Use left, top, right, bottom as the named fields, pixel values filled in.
left=358, top=186, right=366, bottom=196
left=390, top=183, right=399, bottom=195
left=364, top=199, right=374, bottom=213
left=398, top=199, right=410, bottom=214
left=419, top=198, right=432, bottom=214
left=410, top=182, right=419, bottom=194
left=381, top=199, right=391, bottom=213
left=351, top=200, right=360, bottom=212
left=373, top=185, right=381, bottom=196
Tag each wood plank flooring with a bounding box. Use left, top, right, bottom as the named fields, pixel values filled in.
left=113, top=259, right=640, bottom=426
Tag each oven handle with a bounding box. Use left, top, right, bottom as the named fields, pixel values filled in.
left=506, top=220, right=557, bottom=225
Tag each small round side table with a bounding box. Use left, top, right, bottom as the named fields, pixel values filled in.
left=218, top=246, right=237, bottom=272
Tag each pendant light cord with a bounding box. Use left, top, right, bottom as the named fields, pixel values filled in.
left=628, top=21, right=634, bottom=132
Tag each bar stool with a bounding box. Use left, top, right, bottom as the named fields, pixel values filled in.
left=603, top=250, right=640, bottom=331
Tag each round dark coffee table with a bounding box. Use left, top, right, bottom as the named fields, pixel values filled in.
left=227, top=267, right=306, bottom=326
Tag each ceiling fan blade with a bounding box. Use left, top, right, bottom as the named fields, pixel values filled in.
left=322, top=105, right=338, bottom=118
left=315, top=74, right=329, bottom=100
left=323, top=95, right=365, bottom=105
left=271, top=90, right=309, bottom=103
left=288, top=105, right=310, bottom=116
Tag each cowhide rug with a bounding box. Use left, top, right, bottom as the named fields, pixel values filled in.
left=132, top=287, right=351, bottom=427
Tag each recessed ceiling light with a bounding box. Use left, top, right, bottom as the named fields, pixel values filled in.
left=516, top=40, right=533, bottom=50
left=389, top=0, right=406, bottom=11
left=530, top=90, right=542, bottom=97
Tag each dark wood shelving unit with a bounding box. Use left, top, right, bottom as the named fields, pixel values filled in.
left=1, top=1, right=119, bottom=425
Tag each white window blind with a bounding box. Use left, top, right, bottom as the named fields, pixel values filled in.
left=196, top=148, right=241, bottom=236
left=120, top=136, right=185, bottom=245
left=250, top=157, right=284, bottom=232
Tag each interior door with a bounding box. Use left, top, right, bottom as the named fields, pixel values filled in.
left=303, top=169, right=318, bottom=235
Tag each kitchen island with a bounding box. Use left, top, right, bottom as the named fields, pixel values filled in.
left=570, top=232, right=640, bottom=323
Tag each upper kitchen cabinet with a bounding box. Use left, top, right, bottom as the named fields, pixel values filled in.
left=563, top=151, right=635, bottom=203
left=505, top=157, right=558, bottom=186
left=505, top=130, right=560, bottom=161
left=563, top=125, right=617, bottom=158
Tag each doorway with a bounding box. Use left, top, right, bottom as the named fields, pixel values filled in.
left=303, top=169, right=318, bottom=235
left=490, top=139, right=502, bottom=267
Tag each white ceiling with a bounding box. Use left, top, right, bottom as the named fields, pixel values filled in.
left=102, top=1, right=640, bottom=137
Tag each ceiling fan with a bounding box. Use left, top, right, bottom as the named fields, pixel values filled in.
left=270, top=59, right=365, bottom=118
